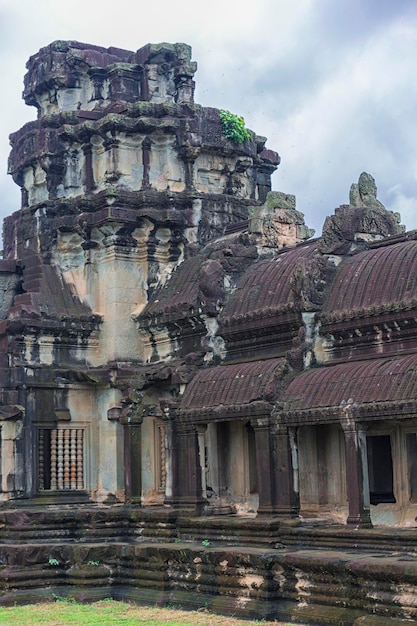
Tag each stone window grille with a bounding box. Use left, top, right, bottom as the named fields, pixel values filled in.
left=38, top=428, right=84, bottom=491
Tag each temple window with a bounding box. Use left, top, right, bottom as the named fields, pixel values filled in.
left=38, top=428, right=84, bottom=491
left=366, top=435, right=396, bottom=505
left=406, top=432, right=417, bottom=503
left=246, top=423, right=258, bottom=494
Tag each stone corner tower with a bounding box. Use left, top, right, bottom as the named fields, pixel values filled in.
left=6, top=39, right=280, bottom=364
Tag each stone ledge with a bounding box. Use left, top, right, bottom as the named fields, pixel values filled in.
left=0, top=541, right=416, bottom=624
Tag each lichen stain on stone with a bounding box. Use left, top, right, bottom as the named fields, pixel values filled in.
left=294, top=569, right=313, bottom=608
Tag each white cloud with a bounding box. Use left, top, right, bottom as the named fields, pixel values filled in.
left=0, top=0, right=417, bottom=243
left=254, top=13, right=417, bottom=234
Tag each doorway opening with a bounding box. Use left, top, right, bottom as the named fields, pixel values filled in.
left=367, top=434, right=395, bottom=505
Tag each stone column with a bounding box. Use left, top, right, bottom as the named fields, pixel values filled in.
left=90, top=226, right=144, bottom=363
left=108, top=65, right=140, bottom=103
left=197, top=425, right=208, bottom=499
left=120, top=412, right=143, bottom=505
left=271, top=424, right=300, bottom=517
left=252, top=416, right=276, bottom=515
left=141, top=137, right=152, bottom=191
left=82, top=142, right=95, bottom=191
left=160, top=400, right=179, bottom=506
left=0, top=407, right=24, bottom=498
left=23, top=387, right=37, bottom=498
left=170, top=422, right=204, bottom=510
left=342, top=421, right=372, bottom=528
left=178, top=145, right=200, bottom=190
left=88, top=67, right=107, bottom=101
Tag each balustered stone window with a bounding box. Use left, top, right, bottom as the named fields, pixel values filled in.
left=38, top=427, right=84, bottom=491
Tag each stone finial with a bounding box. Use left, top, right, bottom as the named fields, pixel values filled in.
left=349, top=172, right=384, bottom=209
left=319, top=172, right=405, bottom=255
left=248, top=191, right=315, bottom=250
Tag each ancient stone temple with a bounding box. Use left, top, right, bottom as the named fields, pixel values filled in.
left=0, top=40, right=417, bottom=624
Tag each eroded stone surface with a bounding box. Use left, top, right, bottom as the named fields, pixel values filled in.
left=319, top=172, right=404, bottom=255
left=248, top=191, right=315, bottom=251
left=0, top=40, right=417, bottom=624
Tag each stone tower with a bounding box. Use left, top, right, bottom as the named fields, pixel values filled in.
left=6, top=40, right=279, bottom=364
left=2, top=40, right=280, bottom=502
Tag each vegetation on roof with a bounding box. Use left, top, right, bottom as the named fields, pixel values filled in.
left=219, top=109, right=250, bottom=144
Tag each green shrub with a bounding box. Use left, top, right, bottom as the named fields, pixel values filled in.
left=219, top=109, right=250, bottom=144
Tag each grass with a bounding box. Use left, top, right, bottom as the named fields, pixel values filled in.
left=0, top=599, right=303, bottom=625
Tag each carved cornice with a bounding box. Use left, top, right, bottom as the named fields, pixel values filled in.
left=320, top=300, right=417, bottom=332
left=4, top=314, right=102, bottom=337
left=278, top=398, right=417, bottom=426
left=8, top=103, right=275, bottom=178
left=320, top=313, right=417, bottom=363
left=180, top=400, right=274, bottom=424
left=221, top=303, right=304, bottom=329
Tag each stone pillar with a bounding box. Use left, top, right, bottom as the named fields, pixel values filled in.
left=161, top=400, right=179, bottom=506
left=120, top=413, right=143, bottom=505
left=342, top=421, right=372, bottom=527
left=88, top=67, right=107, bottom=101
left=0, top=409, right=24, bottom=500
left=178, top=145, right=200, bottom=190
left=252, top=416, right=276, bottom=515
left=90, top=227, right=145, bottom=364
left=141, top=137, right=152, bottom=191
left=23, top=387, right=37, bottom=498
left=108, top=65, right=140, bottom=103
left=197, top=425, right=208, bottom=499
left=271, top=424, right=300, bottom=517
left=175, top=74, right=195, bottom=104
left=83, top=142, right=95, bottom=191
left=170, top=423, right=204, bottom=509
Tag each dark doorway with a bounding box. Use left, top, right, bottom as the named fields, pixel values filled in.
left=246, top=423, right=258, bottom=494
left=406, top=432, right=417, bottom=503
left=367, top=435, right=395, bottom=505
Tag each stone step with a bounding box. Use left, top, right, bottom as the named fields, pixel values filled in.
left=0, top=540, right=416, bottom=624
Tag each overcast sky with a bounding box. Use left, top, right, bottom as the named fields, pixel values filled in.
left=1, top=0, right=417, bottom=239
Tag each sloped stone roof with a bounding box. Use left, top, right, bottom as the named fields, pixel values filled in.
left=220, top=241, right=319, bottom=325
left=180, top=358, right=289, bottom=420
left=280, top=354, right=417, bottom=423
left=8, top=254, right=95, bottom=323
left=322, top=240, right=417, bottom=325
left=142, top=255, right=202, bottom=323
left=140, top=235, right=260, bottom=325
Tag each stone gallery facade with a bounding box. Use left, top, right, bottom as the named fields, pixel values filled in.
left=0, top=40, right=417, bottom=624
